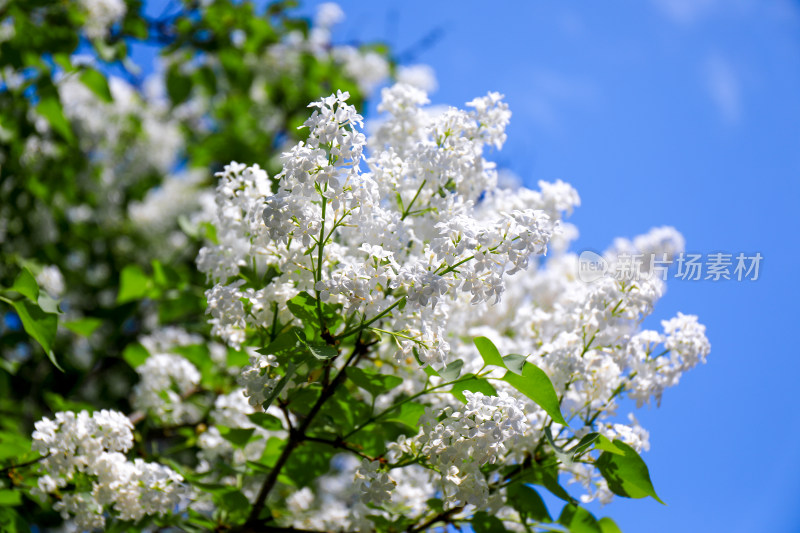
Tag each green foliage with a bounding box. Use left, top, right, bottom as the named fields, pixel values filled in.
left=595, top=440, right=665, bottom=504
left=503, top=361, right=568, bottom=425
left=506, top=483, right=552, bottom=523
left=347, top=366, right=403, bottom=397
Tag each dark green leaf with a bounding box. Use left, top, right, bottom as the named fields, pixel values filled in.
left=217, top=426, right=255, bottom=447
left=474, top=336, right=504, bottom=367
left=569, top=432, right=600, bottom=459
left=219, top=489, right=250, bottom=514
left=595, top=440, right=664, bottom=504
left=514, top=462, right=577, bottom=504
left=283, top=441, right=334, bottom=488
left=0, top=507, right=27, bottom=532
left=166, top=67, right=192, bottom=106
left=347, top=367, right=403, bottom=397
left=304, top=340, right=338, bottom=360
left=247, top=413, right=284, bottom=431
left=471, top=511, right=508, bottom=532
left=507, top=483, right=551, bottom=522
left=503, top=362, right=567, bottom=425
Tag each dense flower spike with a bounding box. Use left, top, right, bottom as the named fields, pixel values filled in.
left=31, top=410, right=186, bottom=529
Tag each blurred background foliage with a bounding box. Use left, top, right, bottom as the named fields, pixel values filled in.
left=0, top=2, right=398, bottom=525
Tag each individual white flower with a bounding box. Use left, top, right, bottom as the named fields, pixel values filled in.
left=354, top=459, right=396, bottom=506
left=238, top=354, right=281, bottom=409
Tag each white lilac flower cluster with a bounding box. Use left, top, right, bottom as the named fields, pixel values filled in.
left=199, top=84, right=558, bottom=368
left=131, top=327, right=209, bottom=425
left=195, top=84, right=709, bottom=522
left=78, top=0, right=126, bottom=39
left=388, top=392, right=528, bottom=509
left=237, top=353, right=281, bottom=408
left=31, top=410, right=185, bottom=530
left=132, top=353, right=202, bottom=424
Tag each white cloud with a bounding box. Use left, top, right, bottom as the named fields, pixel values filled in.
left=704, top=55, right=742, bottom=124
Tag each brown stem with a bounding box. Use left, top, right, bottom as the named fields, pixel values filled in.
left=242, top=339, right=368, bottom=529
left=0, top=454, right=48, bottom=474
left=407, top=505, right=464, bottom=533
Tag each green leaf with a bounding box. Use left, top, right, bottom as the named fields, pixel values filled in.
left=598, top=517, right=624, bottom=533
left=63, top=317, right=102, bottom=337
left=166, top=66, right=192, bottom=106
left=247, top=413, right=284, bottom=431
left=422, top=365, right=439, bottom=378
left=569, top=432, right=600, bottom=459
left=218, top=488, right=250, bottom=515
left=37, top=96, right=73, bottom=142
left=514, top=462, right=577, bottom=504
left=503, top=354, right=526, bottom=375
left=507, top=483, right=551, bottom=522
left=0, top=507, right=27, bottom=532
left=217, top=426, right=255, bottom=447
left=474, top=336, right=504, bottom=367
left=9, top=268, right=38, bottom=302
left=471, top=511, right=508, bottom=532
left=347, top=367, right=403, bottom=397
left=450, top=374, right=497, bottom=403
left=258, top=328, right=303, bottom=357
left=303, top=340, right=338, bottom=360
left=122, top=342, right=149, bottom=368
left=10, top=300, right=61, bottom=371
left=283, top=441, right=335, bottom=488
left=438, top=359, right=464, bottom=381
left=503, top=362, right=567, bottom=425
left=0, top=490, right=22, bottom=506
left=261, top=358, right=302, bottom=410
left=117, top=265, right=151, bottom=304
left=594, top=435, right=625, bottom=455
left=382, top=401, right=426, bottom=429
left=79, top=69, right=113, bottom=102
left=558, top=504, right=601, bottom=533
left=0, top=431, right=32, bottom=462
left=595, top=440, right=664, bottom=504
left=286, top=291, right=342, bottom=332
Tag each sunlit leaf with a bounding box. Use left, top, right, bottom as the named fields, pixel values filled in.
left=503, top=362, right=567, bottom=425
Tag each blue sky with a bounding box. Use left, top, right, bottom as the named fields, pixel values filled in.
left=137, top=1, right=800, bottom=530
